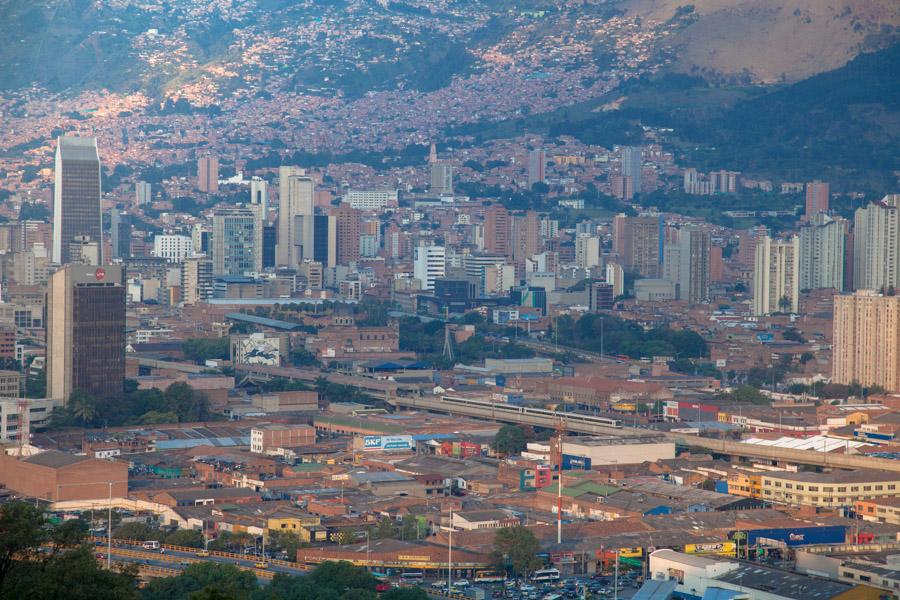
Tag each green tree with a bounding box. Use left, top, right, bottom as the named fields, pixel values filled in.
left=67, top=389, right=98, bottom=427
left=165, top=382, right=210, bottom=422
left=372, top=517, right=398, bottom=540
left=165, top=529, right=204, bottom=548
left=492, top=526, right=543, bottom=578
left=492, top=525, right=542, bottom=577
left=182, top=337, right=230, bottom=364
left=492, top=424, right=527, bottom=456
left=267, top=530, right=304, bottom=560
left=113, top=522, right=156, bottom=541
left=335, top=530, right=355, bottom=545
left=141, top=563, right=257, bottom=600
left=400, top=518, right=423, bottom=540
left=382, top=589, right=428, bottom=600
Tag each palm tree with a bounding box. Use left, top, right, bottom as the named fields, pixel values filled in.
left=778, top=295, right=792, bottom=313
left=67, top=389, right=98, bottom=427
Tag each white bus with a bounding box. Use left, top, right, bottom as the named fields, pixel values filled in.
left=400, top=572, right=424, bottom=584
left=474, top=570, right=506, bottom=583
left=531, top=568, right=560, bottom=582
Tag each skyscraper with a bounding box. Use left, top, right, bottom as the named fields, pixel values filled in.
left=135, top=181, right=151, bottom=205
left=621, top=215, right=662, bottom=278
left=109, top=208, right=131, bottom=261
left=528, top=148, right=546, bottom=187
left=484, top=205, right=510, bottom=256
left=575, top=234, right=601, bottom=269
left=212, top=205, right=262, bottom=276
left=512, top=210, right=541, bottom=278
left=312, top=214, right=336, bottom=267
left=833, top=291, right=900, bottom=392
left=331, top=203, right=361, bottom=266
left=53, top=136, right=102, bottom=265
left=276, top=166, right=313, bottom=267
left=181, top=256, right=213, bottom=305
left=853, top=195, right=900, bottom=292
left=663, top=227, right=710, bottom=304
left=413, top=245, right=446, bottom=291
left=250, top=177, right=268, bottom=214
left=197, top=156, right=219, bottom=193
left=47, top=264, right=125, bottom=402
left=752, top=235, right=799, bottom=316
left=430, top=162, right=453, bottom=195
left=622, top=146, right=642, bottom=195
left=804, top=180, right=830, bottom=220
left=799, top=213, right=845, bottom=291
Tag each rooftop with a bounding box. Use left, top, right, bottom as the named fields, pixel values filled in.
left=716, top=563, right=850, bottom=600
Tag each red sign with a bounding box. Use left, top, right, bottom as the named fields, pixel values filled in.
left=95, top=267, right=106, bottom=281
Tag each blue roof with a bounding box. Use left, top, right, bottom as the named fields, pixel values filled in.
left=225, top=313, right=305, bottom=331
left=702, top=588, right=746, bottom=600
left=412, top=433, right=456, bottom=441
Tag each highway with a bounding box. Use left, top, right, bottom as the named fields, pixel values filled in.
left=390, top=395, right=900, bottom=474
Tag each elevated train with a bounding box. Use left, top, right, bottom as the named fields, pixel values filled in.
left=438, top=395, right=623, bottom=430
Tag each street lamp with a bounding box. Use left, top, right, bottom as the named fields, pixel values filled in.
left=55, top=479, right=126, bottom=571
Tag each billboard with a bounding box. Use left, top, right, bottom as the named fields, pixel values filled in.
left=684, top=542, right=736, bottom=557
left=363, top=435, right=414, bottom=451
left=232, top=333, right=281, bottom=366
left=742, top=525, right=845, bottom=547
left=561, top=454, right=592, bottom=470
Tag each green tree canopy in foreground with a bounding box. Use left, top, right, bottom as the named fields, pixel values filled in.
left=491, top=525, right=543, bottom=578
left=492, top=424, right=527, bottom=456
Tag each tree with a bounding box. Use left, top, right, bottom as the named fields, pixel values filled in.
left=267, top=530, right=304, bottom=559
left=113, top=521, right=156, bottom=541
left=372, top=517, right=397, bottom=540
left=141, top=563, right=256, bottom=600
left=382, top=589, right=428, bottom=600
left=182, top=337, right=230, bottom=364
left=492, top=424, right=527, bottom=456
left=165, top=382, right=210, bottom=422
left=492, top=526, right=543, bottom=578
left=335, top=530, right=355, bottom=546
left=165, top=529, right=204, bottom=548
left=67, top=389, right=98, bottom=427
left=400, top=518, right=423, bottom=540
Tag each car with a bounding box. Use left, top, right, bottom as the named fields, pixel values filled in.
left=432, top=581, right=447, bottom=589
left=197, top=550, right=209, bottom=557
left=179, top=560, right=191, bottom=566
left=94, top=552, right=104, bottom=559
left=455, top=579, right=470, bottom=587
left=255, top=562, right=269, bottom=569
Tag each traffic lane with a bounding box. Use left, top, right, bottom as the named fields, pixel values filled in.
left=106, top=544, right=302, bottom=574
left=100, top=552, right=275, bottom=584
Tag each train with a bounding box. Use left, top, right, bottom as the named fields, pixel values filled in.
left=439, top=395, right=623, bottom=429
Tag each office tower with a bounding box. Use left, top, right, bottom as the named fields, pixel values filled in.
left=512, top=210, right=541, bottom=276
left=47, top=264, right=125, bottom=402
left=612, top=214, right=627, bottom=256
left=737, top=226, right=768, bottom=267
left=212, top=206, right=262, bottom=276
left=135, top=181, right=151, bottom=205
left=152, top=234, right=194, bottom=263
left=663, top=227, right=710, bottom=304
left=833, top=291, right=900, bottom=391
left=197, top=155, right=219, bottom=193
left=540, top=217, right=559, bottom=239
left=575, top=235, right=601, bottom=269
left=299, top=260, right=324, bottom=289
left=853, top=195, right=900, bottom=291
left=413, top=245, right=446, bottom=291
left=805, top=180, right=830, bottom=220
left=484, top=205, right=510, bottom=256
left=799, top=213, right=845, bottom=291
left=53, top=136, right=102, bottom=265
left=345, top=189, right=398, bottom=210
left=430, top=162, right=453, bottom=195
left=110, top=209, right=131, bottom=260
left=605, top=262, right=624, bottom=297
left=68, top=236, right=100, bottom=266
left=181, top=256, right=213, bottom=305
left=752, top=235, right=799, bottom=316
left=250, top=178, right=268, bottom=214
left=312, top=214, right=336, bottom=267
left=622, top=146, right=642, bottom=195
left=331, top=203, right=361, bottom=265
left=262, top=224, right=276, bottom=269
left=589, top=282, right=614, bottom=311
left=191, top=223, right=211, bottom=255
left=277, top=166, right=312, bottom=267
left=528, top=149, right=546, bottom=187
left=621, top=215, right=662, bottom=277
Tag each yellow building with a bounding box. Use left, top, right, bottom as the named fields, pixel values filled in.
left=726, top=470, right=763, bottom=499
left=760, top=470, right=900, bottom=508
left=267, top=511, right=327, bottom=542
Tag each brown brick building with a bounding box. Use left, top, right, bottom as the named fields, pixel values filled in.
left=0, top=450, right=128, bottom=501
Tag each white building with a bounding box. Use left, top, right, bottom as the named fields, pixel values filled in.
left=153, top=235, right=194, bottom=263
left=575, top=234, right=601, bottom=269
left=606, top=262, right=624, bottom=297
left=853, top=194, right=900, bottom=291
left=135, top=181, right=152, bottom=205
left=413, top=245, right=446, bottom=291
left=799, top=213, right=845, bottom=291
left=344, top=189, right=398, bottom=211
left=249, top=178, right=268, bottom=215
left=753, top=235, right=799, bottom=315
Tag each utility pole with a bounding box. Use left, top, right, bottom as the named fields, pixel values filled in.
left=448, top=507, right=453, bottom=590
left=107, top=482, right=113, bottom=570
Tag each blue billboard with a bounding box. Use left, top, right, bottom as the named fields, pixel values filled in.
left=743, top=525, right=845, bottom=547
left=561, top=454, right=592, bottom=470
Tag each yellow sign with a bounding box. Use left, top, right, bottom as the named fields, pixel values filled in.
left=397, top=555, right=431, bottom=562
left=618, top=547, right=643, bottom=558
left=684, top=542, right=736, bottom=556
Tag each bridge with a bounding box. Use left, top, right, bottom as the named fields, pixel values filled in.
left=234, top=364, right=427, bottom=401
left=390, top=395, right=900, bottom=474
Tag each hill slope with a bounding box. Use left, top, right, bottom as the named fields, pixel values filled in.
left=625, top=0, right=900, bottom=82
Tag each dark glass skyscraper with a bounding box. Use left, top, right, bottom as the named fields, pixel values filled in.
left=53, top=136, right=102, bottom=265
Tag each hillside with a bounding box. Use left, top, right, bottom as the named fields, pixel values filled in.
left=624, top=0, right=900, bottom=83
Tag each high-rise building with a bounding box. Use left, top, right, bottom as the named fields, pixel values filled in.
left=212, top=205, right=262, bottom=276
left=853, top=195, right=900, bottom=292
left=53, top=136, right=102, bottom=265
left=799, top=213, right=845, bottom=291
left=512, top=210, right=541, bottom=276
left=805, top=180, right=830, bottom=220
left=413, top=245, right=446, bottom=291
left=197, top=156, right=219, bottom=193
left=110, top=209, right=131, bottom=260
left=605, top=262, right=624, bottom=297
left=621, top=215, right=662, bottom=277
left=589, top=282, right=614, bottom=311
left=249, top=178, right=268, bottom=215
left=312, top=214, right=336, bottom=268
left=135, top=181, right=151, bottom=205
left=276, top=167, right=313, bottom=267
left=622, top=146, right=642, bottom=195
left=528, top=149, right=546, bottom=187
left=663, top=227, right=711, bottom=304
left=833, top=291, right=900, bottom=391
left=153, top=234, right=194, bottom=263
left=484, top=205, right=510, bottom=256
left=47, top=264, right=125, bottom=402
left=752, top=235, right=799, bottom=316
left=262, top=224, right=276, bottom=269
left=332, top=203, right=361, bottom=265
left=575, top=235, right=601, bottom=269
left=430, top=162, right=453, bottom=195
left=181, top=256, right=213, bottom=305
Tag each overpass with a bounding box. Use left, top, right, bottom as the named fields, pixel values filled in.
left=390, top=395, right=900, bottom=474
left=234, top=364, right=426, bottom=401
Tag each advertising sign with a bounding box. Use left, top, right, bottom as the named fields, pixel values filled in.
left=743, top=526, right=845, bottom=547
left=684, top=542, right=736, bottom=556
left=363, top=435, right=414, bottom=451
